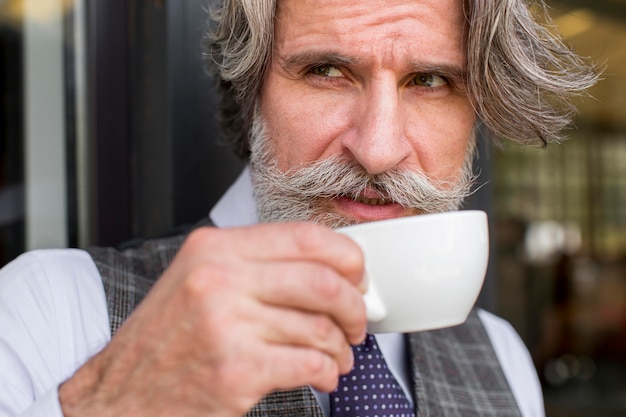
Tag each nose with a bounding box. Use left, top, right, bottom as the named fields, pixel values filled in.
left=341, top=78, right=411, bottom=175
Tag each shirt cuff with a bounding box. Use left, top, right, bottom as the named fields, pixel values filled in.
left=19, top=387, right=65, bottom=417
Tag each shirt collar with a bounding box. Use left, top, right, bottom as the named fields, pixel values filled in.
left=209, top=166, right=258, bottom=228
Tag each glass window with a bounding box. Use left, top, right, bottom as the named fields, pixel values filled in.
left=0, top=1, right=24, bottom=266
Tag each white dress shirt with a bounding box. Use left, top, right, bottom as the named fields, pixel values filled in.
left=0, top=167, right=545, bottom=417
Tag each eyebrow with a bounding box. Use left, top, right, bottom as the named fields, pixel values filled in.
left=411, top=63, right=467, bottom=81
left=278, top=51, right=363, bottom=73
left=278, top=51, right=466, bottom=80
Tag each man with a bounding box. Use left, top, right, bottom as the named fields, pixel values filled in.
left=0, top=0, right=597, bottom=416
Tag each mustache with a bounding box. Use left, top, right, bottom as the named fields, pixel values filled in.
left=249, top=113, right=478, bottom=227
left=271, top=156, right=474, bottom=207
left=253, top=155, right=477, bottom=214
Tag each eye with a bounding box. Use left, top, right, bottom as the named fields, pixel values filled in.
left=412, top=73, right=447, bottom=88
left=310, top=64, right=343, bottom=77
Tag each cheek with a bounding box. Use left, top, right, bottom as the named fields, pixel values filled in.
left=407, top=99, right=475, bottom=180
left=260, top=89, right=350, bottom=171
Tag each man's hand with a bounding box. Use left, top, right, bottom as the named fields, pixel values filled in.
left=58, top=223, right=367, bottom=417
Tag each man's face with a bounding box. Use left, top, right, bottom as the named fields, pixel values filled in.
left=255, top=0, right=475, bottom=225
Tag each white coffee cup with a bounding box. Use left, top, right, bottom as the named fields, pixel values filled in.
left=337, top=210, right=489, bottom=333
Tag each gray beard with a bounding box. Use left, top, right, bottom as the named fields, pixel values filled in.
left=248, top=115, right=478, bottom=229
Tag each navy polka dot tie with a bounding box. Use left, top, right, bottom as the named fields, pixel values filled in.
left=330, top=334, right=415, bottom=417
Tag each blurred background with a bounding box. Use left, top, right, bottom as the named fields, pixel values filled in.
left=0, top=0, right=624, bottom=416
left=491, top=3, right=626, bottom=416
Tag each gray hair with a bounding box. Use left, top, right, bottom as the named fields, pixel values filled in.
left=205, top=0, right=599, bottom=159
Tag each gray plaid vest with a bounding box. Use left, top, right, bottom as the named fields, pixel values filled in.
left=87, top=220, right=523, bottom=417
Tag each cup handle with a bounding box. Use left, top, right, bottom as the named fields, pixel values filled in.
left=363, top=280, right=386, bottom=322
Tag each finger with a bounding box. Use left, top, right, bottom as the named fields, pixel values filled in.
left=263, top=344, right=343, bottom=393
left=246, top=261, right=367, bottom=345
left=195, top=223, right=366, bottom=287
left=255, top=305, right=355, bottom=374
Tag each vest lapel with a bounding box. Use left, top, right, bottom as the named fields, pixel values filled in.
left=88, top=218, right=212, bottom=335
left=88, top=234, right=185, bottom=335
left=407, top=310, right=523, bottom=417
left=245, top=387, right=324, bottom=417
